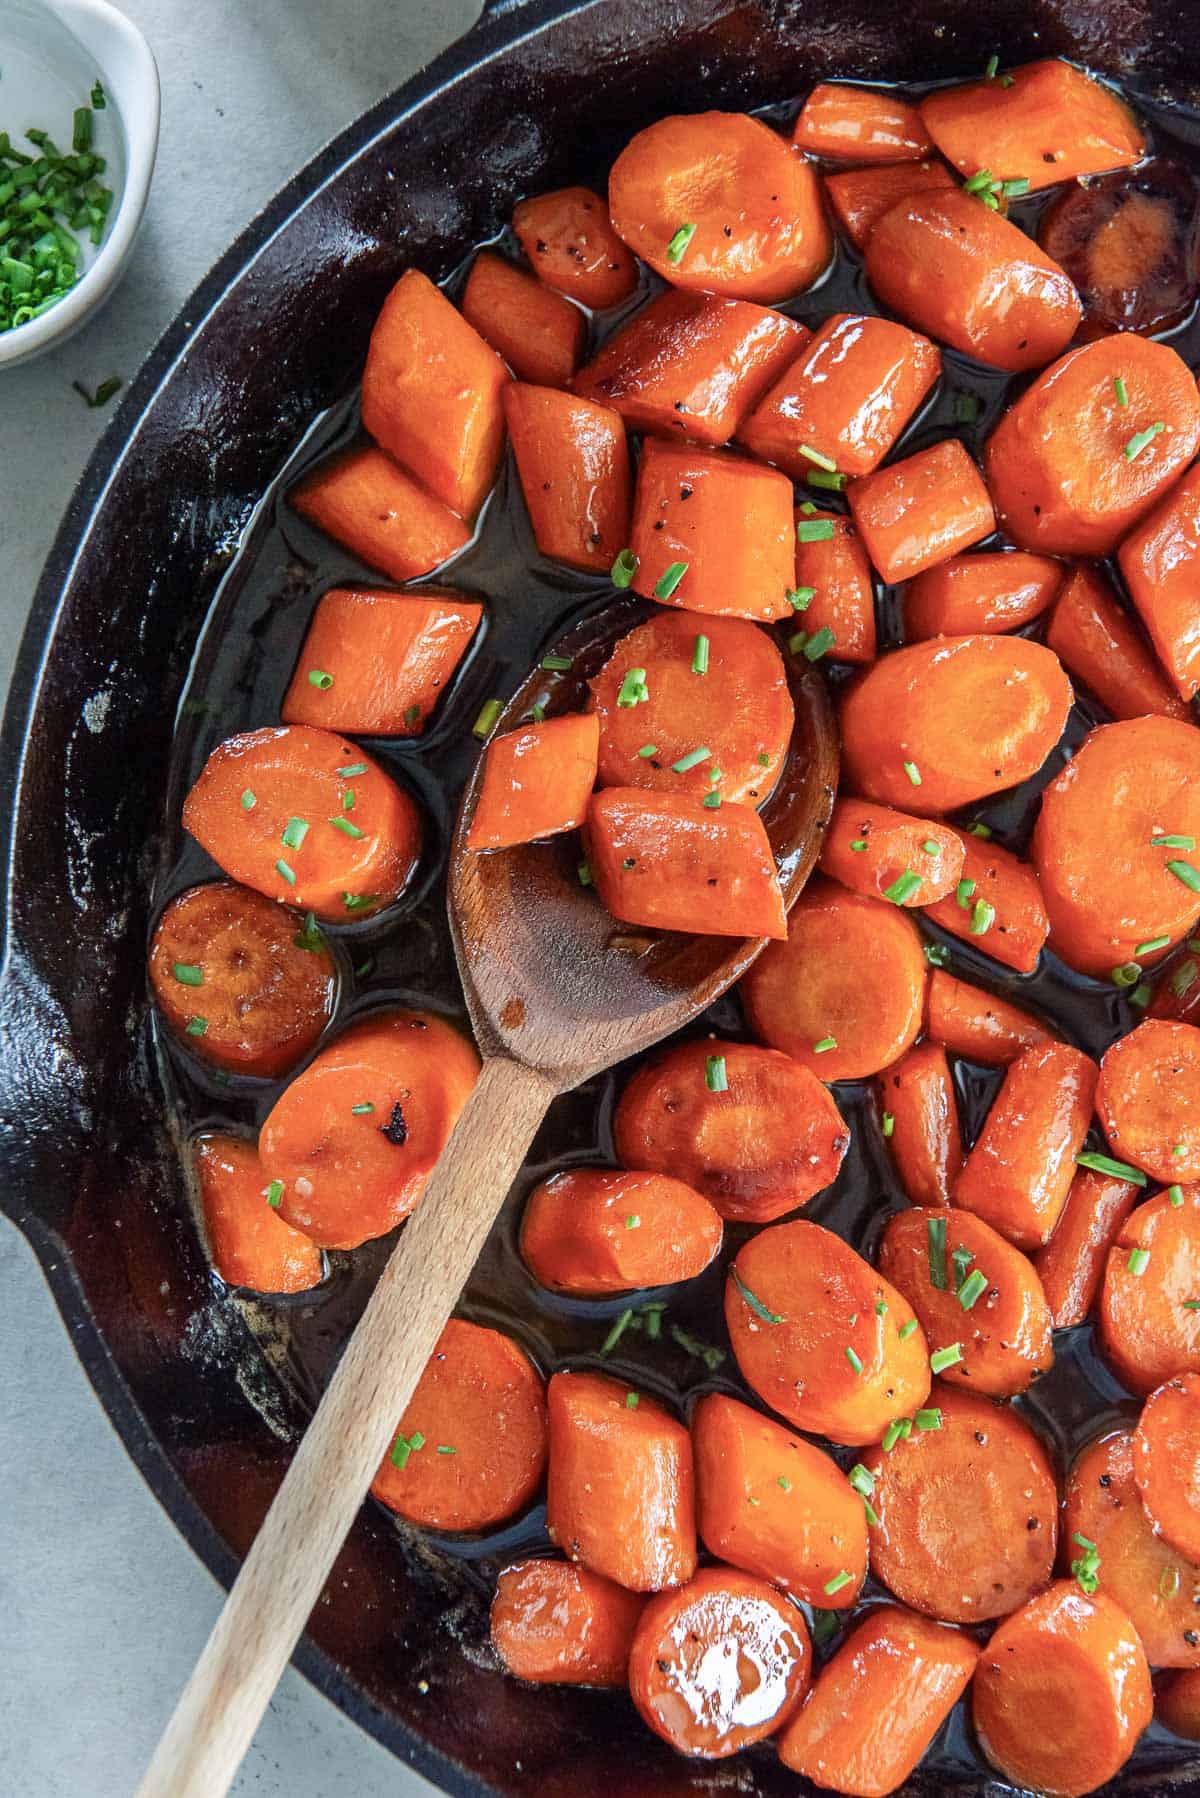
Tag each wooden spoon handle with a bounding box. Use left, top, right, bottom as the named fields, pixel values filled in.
left=137, top=1053, right=556, bottom=1798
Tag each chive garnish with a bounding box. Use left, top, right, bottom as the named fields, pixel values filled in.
left=294, top=912, right=323, bottom=953
left=952, top=1246, right=974, bottom=1282
left=796, top=518, right=835, bottom=543
left=915, top=1407, right=943, bottom=1430
left=691, top=634, right=710, bottom=676
left=823, top=1570, right=853, bottom=1596
left=705, top=1053, right=728, bottom=1092
left=958, top=1268, right=988, bottom=1311
left=787, top=587, right=814, bottom=611
left=625, top=1214, right=640, bottom=1229
left=1111, top=962, right=1142, bottom=989
left=807, top=468, right=847, bottom=492
left=265, top=1180, right=284, bottom=1207
left=280, top=816, right=308, bottom=851
left=436, top=1445, right=457, bottom=1456
left=390, top=1430, right=426, bottom=1470
left=1152, top=834, right=1195, bottom=848
left=898, top=1317, right=918, bottom=1341
left=307, top=669, right=333, bottom=690
left=848, top=1464, right=876, bottom=1498
left=275, top=858, right=296, bottom=886
left=1168, top=860, right=1200, bottom=892
left=813, top=1036, right=837, bottom=1054
left=1076, top=1151, right=1148, bottom=1185
left=1175, top=1143, right=1188, bottom=1158
left=351, top=1102, right=375, bottom=1115
left=964, top=167, right=995, bottom=194
left=999, top=176, right=1029, bottom=196
left=342, top=790, right=356, bottom=811
left=930, top=1343, right=963, bottom=1373
left=757, top=751, right=771, bottom=767
left=1124, top=422, right=1165, bottom=460
left=599, top=1308, right=636, bottom=1355
left=185, top=1017, right=207, bottom=1037
left=172, top=963, right=203, bottom=987
left=1135, top=935, right=1170, bottom=955
left=1185, top=1301, right=1200, bottom=1312
left=967, top=821, right=992, bottom=839
left=637, top=743, right=658, bottom=758
left=1170, top=1186, right=1185, bottom=1206
left=956, top=878, right=976, bottom=909
left=1114, top=376, right=1129, bottom=407
left=404, top=705, right=421, bottom=728
left=984, top=52, right=999, bottom=76
left=884, top=870, right=922, bottom=905
left=778, top=1476, right=793, bottom=1492
left=882, top=1419, right=908, bottom=1451
left=731, top=1265, right=784, bottom=1324
left=1071, top=1532, right=1101, bottom=1594
left=803, top=626, right=837, bottom=662
left=903, top=760, right=921, bottom=786
left=875, top=1298, right=888, bottom=1316
left=240, top=788, right=256, bottom=811
left=541, top=654, right=573, bottom=671
left=1131, top=982, right=1152, bottom=1009
left=342, top=892, right=375, bottom=912
left=882, top=1111, right=895, bottom=1138
left=849, top=839, right=868, bottom=852
left=625, top=1392, right=639, bottom=1409
left=969, top=899, right=996, bottom=936
left=799, top=444, right=837, bottom=473
left=337, top=762, right=367, bottom=777
left=922, top=840, right=941, bottom=855
left=928, top=1215, right=948, bottom=1290
left=577, top=860, right=593, bottom=888
left=924, top=943, right=950, bottom=967
left=673, top=746, right=711, bottom=773
left=666, top=222, right=696, bottom=264
left=329, top=815, right=364, bottom=839
left=611, top=547, right=638, bottom=588
left=1172, top=959, right=1200, bottom=999
left=654, top=561, right=688, bottom=599
left=472, top=698, right=502, bottom=739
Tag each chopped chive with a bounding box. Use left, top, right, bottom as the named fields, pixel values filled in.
left=666, top=222, right=696, bottom=263
left=625, top=1214, right=640, bottom=1229
left=307, top=669, right=334, bottom=690
left=654, top=561, right=688, bottom=599
left=803, top=626, right=837, bottom=662
left=924, top=943, right=950, bottom=968
left=1135, top=935, right=1170, bottom=955
left=952, top=1246, right=974, bottom=1282
left=915, top=1407, right=943, bottom=1430
left=702, top=792, right=722, bottom=811
left=778, top=1475, right=793, bottom=1492
left=845, top=1344, right=864, bottom=1375
left=437, top=1445, right=457, bottom=1456
left=731, top=1265, right=784, bottom=1324
left=799, top=444, right=837, bottom=473
left=798, top=500, right=818, bottom=515
left=342, top=892, right=375, bottom=912
left=336, top=762, right=367, bottom=776
left=875, top=1298, right=888, bottom=1316
left=882, top=1111, right=895, bottom=1138
left=706, top=1053, right=728, bottom=1093
left=813, top=1036, right=837, bottom=1054
left=882, top=1419, right=907, bottom=1451
left=786, top=587, right=815, bottom=611
left=240, top=789, right=256, bottom=811
left=788, top=630, right=810, bottom=656
left=1170, top=1186, right=1185, bottom=1206
left=984, top=52, right=999, bottom=76
left=264, top=1180, right=284, bottom=1208
left=1124, top=421, right=1165, bottom=460
left=967, top=820, right=992, bottom=839
left=172, top=963, right=203, bottom=987
left=389, top=1430, right=426, bottom=1470
left=930, top=1343, right=963, bottom=1374
left=691, top=634, right=710, bottom=675
left=922, top=840, right=941, bottom=855
left=1130, top=983, right=1153, bottom=1008
left=329, top=815, right=364, bottom=838
left=796, top=518, right=835, bottom=543
left=1111, top=962, right=1142, bottom=989
left=969, top=898, right=996, bottom=936
left=1184, top=1301, right=1200, bottom=1312
left=757, top=751, right=771, bottom=767
left=472, top=698, right=503, bottom=739
left=1070, top=1533, right=1101, bottom=1594
left=599, top=1308, right=636, bottom=1355
left=403, top=705, right=422, bottom=728
left=577, top=860, right=593, bottom=888
left=185, top=1017, right=208, bottom=1037
left=884, top=870, right=922, bottom=905
left=898, top=1317, right=918, bottom=1341
left=342, top=790, right=356, bottom=811
left=928, top=1215, right=948, bottom=1290
left=958, top=1268, right=989, bottom=1311
left=1114, top=376, right=1129, bottom=407
left=1076, top=1151, right=1148, bottom=1185
left=1172, top=959, right=1200, bottom=999
left=1152, top=833, right=1195, bottom=849
left=280, top=816, right=309, bottom=851
left=625, top=1392, right=639, bottom=1409
left=351, top=1102, right=375, bottom=1115
left=611, top=547, right=638, bottom=588
left=673, top=745, right=711, bottom=773
left=999, top=176, right=1030, bottom=196
left=956, top=878, right=976, bottom=909
left=294, top=912, right=323, bottom=953
left=1168, top=860, right=1200, bottom=892
left=541, top=654, right=573, bottom=672
left=643, top=1303, right=666, bottom=1342
left=848, top=1463, right=876, bottom=1498
left=807, top=468, right=847, bottom=492
left=964, top=167, right=996, bottom=194
left=849, top=839, right=868, bottom=852
left=823, top=1569, right=853, bottom=1596
left=903, top=760, right=921, bottom=787
left=1175, top=1143, right=1188, bottom=1158
left=275, top=858, right=296, bottom=886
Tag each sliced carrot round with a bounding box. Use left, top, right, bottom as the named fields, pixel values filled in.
left=1134, top=1373, right=1200, bottom=1564
left=628, top=1565, right=810, bottom=1757
left=613, top=1038, right=849, bottom=1223
left=904, top=551, right=1063, bottom=640
left=490, top=1559, right=645, bottom=1686
left=876, top=1207, right=1052, bottom=1397
left=608, top=112, right=831, bottom=303
left=725, top=1220, right=930, bottom=1446
left=370, top=1318, right=547, bottom=1532
left=193, top=1133, right=323, bottom=1295
left=519, top=1167, right=722, bottom=1294
left=1098, top=1019, right=1200, bottom=1184
left=819, top=800, right=965, bottom=906
left=879, top=1041, right=963, bottom=1208
left=1099, top=1185, right=1200, bottom=1396
left=740, top=878, right=926, bottom=1081
left=926, top=968, right=1058, bottom=1065
left=587, top=611, right=792, bottom=805
left=259, top=1010, right=480, bottom=1249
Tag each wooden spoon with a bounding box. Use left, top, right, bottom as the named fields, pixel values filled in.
left=138, top=601, right=838, bottom=1798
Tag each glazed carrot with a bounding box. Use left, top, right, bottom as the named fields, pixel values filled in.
left=613, top=1038, right=849, bottom=1223
left=863, top=1386, right=1057, bottom=1620
left=512, top=185, right=638, bottom=310
left=793, top=84, right=932, bottom=163
left=628, top=1566, right=810, bottom=1756
left=1151, top=943, right=1200, bottom=1026
left=877, top=1043, right=963, bottom=1208
left=371, top=1318, right=547, bottom=1532
left=585, top=789, right=788, bottom=941
left=984, top=335, right=1200, bottom=556
left=904, top=552, right=1062, bottom=640
left=876, top=1208, right=1053, bottom=1396
left=289, top=445, right=470, bottom=583
left=1098, top=1020, right=1200, bottom=1184
left=922, top=827, right=1051, bottom=975
left=820, top=801, right=964, bottom=907
left=628, top=439, right=795, bottom=620
left=1118, top=463, right=1200, bottom=704
left=545, top=1371, right=696, bottom=1591
left=280, top=587, right=482, bottom=736
left=692, top=1393, right=868, bottom=1607
left=1033, top=1167, right=1141, bottom=1329
left=520, top=1167, right=722, bottom=1294
left=360, top=269, right=509, bottom=519
left=725, top=1220, right=929, bottom=1445
left=461, top=250, right=586, bottom=388
left=740, top=879, right=927, bottom=1081
left=738, top=312, right=940, bottom=479
left=791, top=509, right=877, bottom=665
left=926, top=968, right=1058, bottom=1065
left=587, top=610, right=793, bottom=805
left=919, top=59, right=1145, bottom=194
left=607, top=111, right=831, bottom=303
left=489, top=1560, right=644, bottom=1686
left=972, top=1580, right=1152, bottom=1798
left=840, top=636, right=1071, bottom=814
left=193, top=1133, right=323, bottom=1294
left=824, top=158, right=956, bottom=252
left=504, top=383, right=631, bottom=572
left=1159, top=1669, right=1200, bottom=1738
left=1099, top=1186, right=1200, bottom=1396
left=181, top=726, right=421, bottom=920
left=148, top=880, right=337, bottom=1077
left=259, top=1009, right=480, bottom=1249
left=467, top=714, right=599, bottom=852
left=1065, top=1427, right=1200, bottom=1665
left=1032, top=716, right=1200, bottom=978
left=1044, top=563, right=1191, bottom=724
left=865, top=190, right=1081, bottom=373
left=1040, top=158, right=1200, bottom=338
left=847, top=441, right=995, bottom=584
left=1134, top=1373, right=1200, bottom=1562
left=777, top=1605, right=978, bottom=1797
left=954, top=1041, right=1098, bottom=1249
left=572, top=288, right=807, bottom=446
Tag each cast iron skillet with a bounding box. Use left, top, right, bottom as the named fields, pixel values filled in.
left=4, top=1, right=1200, bottom=1791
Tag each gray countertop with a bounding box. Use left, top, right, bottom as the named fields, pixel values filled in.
left=0, top=1, right=478, bottom=1791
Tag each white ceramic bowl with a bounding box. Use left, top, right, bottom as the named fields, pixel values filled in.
left=0, top=0, right=159, bottom=368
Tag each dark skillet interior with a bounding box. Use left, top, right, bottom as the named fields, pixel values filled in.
left=5, top=0, right=1200, bottom=1792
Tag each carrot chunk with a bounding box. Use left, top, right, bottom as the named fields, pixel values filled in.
left=149, top=880, right=337, bottom=1077
left=613, top=1038, right=848, bottom=1223
left=878, top=1042, right=964, bottom=1208
left=545, top=1371, right=696, bottom=1591
left=628, top=439, right=795, bottom=620
left=182, top=725, right=421, bottom=921
left=193, top=1133, right=323, bottom=1294
left=1151, top=944, right=1200, bottom=1026
left=289, top=445, right=470, bottom=583
left=793, top=83, right=932, bottom=163
left=740, top=878, right=927, bottom=1081
left=585, top=789, right=787, bottom=941
left=824, top=158, right=956, bottom=252
left=572, top=288, right=807, bottom=446
left=726, top=1220, right=929, bottom=1445
left=839, top=635, right=1070, bottom=815
left=954, top=1041, right=1099, bottom=1250
left=588, top=611, right=792, bottom=805
left=371, top=1317, right=547, bottom=1532
left=520, top=1167, right=722, bottom=1294
left=259, top=1009, right=480, bottom=1249
left=467, top=714, right=599, bottom=852
left=791, top=509, right=877, bottom=665
left=738, top=312, right=940, bottom=479
left=1134, top=1373, right=1200, bottom=1563
left=281, top=587, right=481, bottom=736
left=1033, top=1166, right=1141, bottom=1329
left=504, top=384, right=631, bottom=573
left=1098, top=1019, right=1200, bottom=1184
left=512, top=185, right=638, bottom=310
left=904, top=551, right=1062, bottom=640
left=628, top=1566, right=810, bottom=1757
left=922, top=827, right=1051, bottom=975
left=1159, top=1669, right=1200, bottom=1739
left=1118, top=463, right=1200, bottom=704
left=1100, top=1185, right=1200, bottom=1396
left=847, top=441, right=995, bottom=584
left=608, top=112, right=831, bottom=303
left=926, top=968, right=1058, bottom=1065
left=360, top=269, right=509, bottom=519
left=820, top=800, right=964, bottom=906
left=461, top=250, right=586, bottom=388
left=1045, top=563, right=1191, bottom=723
left=692, top=1393, right=868, bottom=1607
left=490, top=1560, right=644, bottom=1686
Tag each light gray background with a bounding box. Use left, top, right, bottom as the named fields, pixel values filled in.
left=1, top=1, right=480, bottom=1792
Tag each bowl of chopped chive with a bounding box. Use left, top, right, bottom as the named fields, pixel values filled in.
left=0, top=0, right=157, bottom=366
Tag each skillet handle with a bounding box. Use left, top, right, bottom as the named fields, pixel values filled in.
left=135, top=1053, right=556, bottom=1798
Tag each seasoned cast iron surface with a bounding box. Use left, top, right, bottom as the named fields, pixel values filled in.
left=4, top=1, right=1200, bottom=1792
